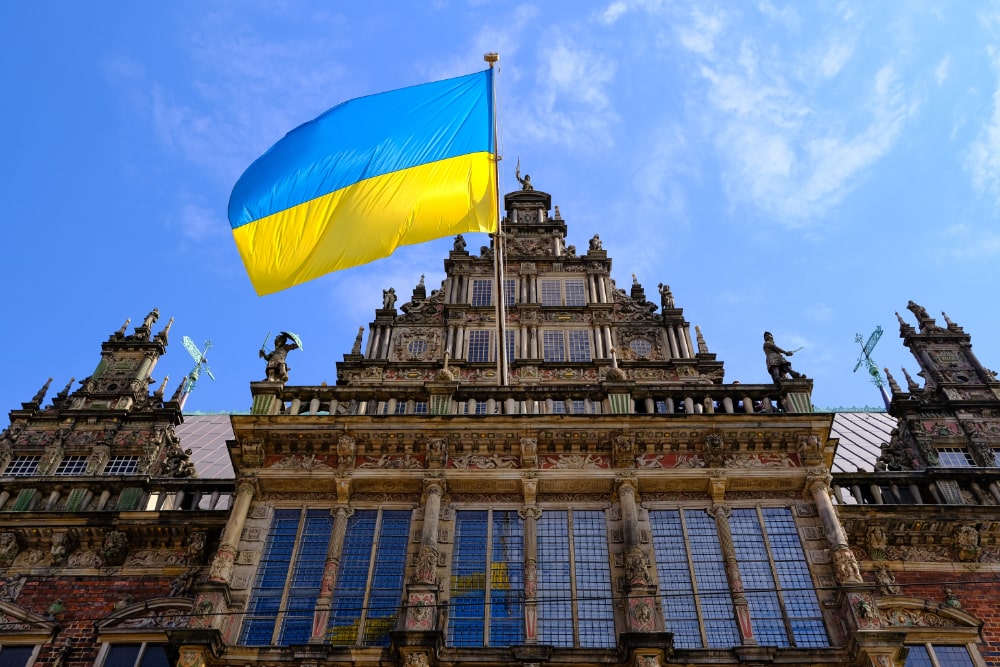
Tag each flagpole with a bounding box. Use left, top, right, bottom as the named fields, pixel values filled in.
left=485, top=52, right=509, bottom=388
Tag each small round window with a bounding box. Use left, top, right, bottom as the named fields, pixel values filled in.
left=408, top=339, right=428, bottom=356
left=629, top=339, right=652, bottom=358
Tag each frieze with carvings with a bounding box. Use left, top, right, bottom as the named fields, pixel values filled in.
left=264, top=454, right=335, bottom=469
left=635, top=453, right=704, bottom=469
left=266, top=492, right=339, bottom=501
left=383, top=368, right=440, bottom=382
left=357, top=454, right=425, bottom=469
left=541, top=454, right=609, bottom=469
left=539, top=311, right=592, bottom=323
left=723, top=453, right=801, bottom=468
left=883, top=545, right=951, bottom=562
left=507, top=238, right=552, bottom=256
left=538, top=368, right=601, bottom=382
left=877, top=607, right=953, bottom=628
left=124, top=550, right=187, bottom=567
left=350, top=492, right=420, bottom=503
left=120, top=609, right=190, bottom=628
left=537, top=493, right=610, bottom=503
left=641, top=492, right=710, bottom=502
left=726, top=491, right=800, bottom=500
left=0, top=615, right=31, bottom=631
left=448, top=494, right=523, bottom=504
left=449, top=453, right=520, bottom=469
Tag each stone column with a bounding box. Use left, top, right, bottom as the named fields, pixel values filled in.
left=520, top=503, right=541, bottom=642
left=404, top=479, right=446, bottom=631
left=209, top=480, right=255, bottom=584
left=310, top=505, right=353, bottom=642
left=807, top=472, right=862, bottom=584
left=708, top=504, right=755, bottom=645
left=618, top=478, right=657, bottom=632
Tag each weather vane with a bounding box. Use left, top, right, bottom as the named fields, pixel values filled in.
left=179, top=336, right=216, bottom=409
left=853, top=325, right=890, bottom=408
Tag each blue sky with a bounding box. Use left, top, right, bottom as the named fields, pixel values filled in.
left=2, top=1, right=999, bottom=415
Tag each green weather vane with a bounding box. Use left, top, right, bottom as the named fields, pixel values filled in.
left=854, top=325, right=891, bottom=409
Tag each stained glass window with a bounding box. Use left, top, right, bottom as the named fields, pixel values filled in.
left=241, top=509, right=333, bottom=646
left=537, top=509, right=615, bottom=648
left=448, top=510, right=525, bottom=647
left=650, top=507, right=827, bottom=649
left=328, top=509, right=411, bottom=646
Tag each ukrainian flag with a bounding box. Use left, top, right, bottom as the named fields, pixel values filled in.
left=229, top=69, right=497, bottom=296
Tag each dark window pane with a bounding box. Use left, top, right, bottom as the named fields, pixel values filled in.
left=329, top=510, right=378, bottom=645
left=105, top=644, right=142, bottom=667
left=0, top=647, right=34, bottom=667
left=139, top=645, right=170, bottom=667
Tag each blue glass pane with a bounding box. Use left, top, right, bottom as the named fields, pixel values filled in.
left=362, top=510, right=412, bottom=646
left=761, top=508, right=829, bottom=647
left=649, top=510, right=702, bottom=648
left=240, top=510, right=301, bottom=645
left=329, top=510, right=377, bottom=645
left=449, top=511, right=488, bottom=646
left=538, top=510, right=573, bottom=647
left=932, top=646, right=975, bottom=667
left=105, top=645, right=141, bottom=667
left=730, top=509, right=787, bottom=647
left=684, top=510, right=740, bottom=647
left=139, top=645, right=170, bottom=667
left=0, top=647, right=34, bottom=667
left=279, top=510, right=334, bottom=645
left=904, top=645, right=934, bottom=667
left=572, top=511, right=615, bottom=648
left=489, top=511, right=525, bottom=646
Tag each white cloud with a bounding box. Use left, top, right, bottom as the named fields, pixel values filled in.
left=598, top=1, right=628, bottom=24
left=513, top=34, right=618, bottom=149
left=819, top=41, right=853, bottom=78
left=934, top=56, right=950, bottom=85
left=673, top=7, right=915, bottom=223
left=177, top=203, right=223, bottom=242
left=966, top=52, right=1000, bottom=202
left=757, top=2, right=800, bottom=30
left=676, top=7, right=725, bottom=58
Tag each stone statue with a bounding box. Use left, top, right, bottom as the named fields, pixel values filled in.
left=565, top=244, right=576, bottom=257
left=382, top=287, right=397, bottom=310
left=589, top=234, right=603, bottom=251
left=351, top=327, right=364, bottom=355
left=141, top=308, right=159, bottom=329
left=763, top=332, right=802, bottom=382
left=515, top=158, right=533, bottom=191
left=453, top=234, right=466, bottom=252
left=658, top=283, right=674, bottom=310
left=260, top=333, right=300, bottom=383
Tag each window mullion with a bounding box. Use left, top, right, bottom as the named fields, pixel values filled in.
left=356, top=510, right=383, bottom=646
left=925, top=643, right=944, bottom=667
left=483, top=510, right=494, bottom=644
left=566, top=510, right=580, bottom=646
left=755, top=506, right=793, bottom=645
left=679, top=510, right=709, bottom=647
left=271, top=508, right=309, bottom=645
left=134, top=643, right=146, bottom=667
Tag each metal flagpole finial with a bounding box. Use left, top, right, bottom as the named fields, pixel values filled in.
left=484, top=52, right=499, bottom=67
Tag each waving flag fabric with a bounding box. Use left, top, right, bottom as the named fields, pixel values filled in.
left=229, top=69, right=497, bottom=296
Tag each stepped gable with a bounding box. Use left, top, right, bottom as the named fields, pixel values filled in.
left=339, top=186, right=731, bottom=390
left=880, top=302, right=1000, bottom=470
left=0, top=309, right=195, bottom=480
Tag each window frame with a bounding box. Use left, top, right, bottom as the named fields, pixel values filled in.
left=466, top=330, right=516, bottom=363
left=0, top=644, right=40, bottom=667
left=469, top=278, right=516, bottom=307
left=539, top=278, right=587, bottom=307
left=447, top=508, right=526, bottom=648
left=326, top=508, right=412, bottom=647
left=536, top=506, right=616, bottom=648
left=542, top=329, right=592, bottom=363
